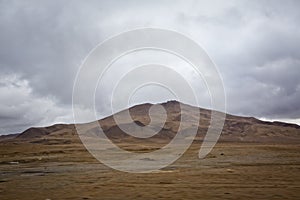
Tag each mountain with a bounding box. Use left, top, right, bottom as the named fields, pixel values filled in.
left=8, top=101, right=300, bottom=144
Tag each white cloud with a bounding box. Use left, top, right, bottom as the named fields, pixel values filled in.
left=1, top=0, right=300, bottom=133
left=0, top=74, right=73, bottom=134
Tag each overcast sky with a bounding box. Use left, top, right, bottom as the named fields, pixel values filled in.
left=1, top=0, right=300, bottom=135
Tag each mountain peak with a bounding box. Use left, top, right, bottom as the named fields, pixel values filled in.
left=7, top=101, right=299, bottom=144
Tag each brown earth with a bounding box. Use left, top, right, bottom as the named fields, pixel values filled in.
left=0, top=101, right=299, bottom=199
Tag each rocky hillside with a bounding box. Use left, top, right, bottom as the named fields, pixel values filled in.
left=8, top=101, right=300, bottom=144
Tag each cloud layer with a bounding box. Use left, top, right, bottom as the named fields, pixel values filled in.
left=0, top=0, right=300, bottom=134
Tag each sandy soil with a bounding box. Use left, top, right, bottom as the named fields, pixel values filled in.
left=0, top=141, right=299, bottom=200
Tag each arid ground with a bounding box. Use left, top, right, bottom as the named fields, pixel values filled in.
left=0, top=141, right=299, bottom=200
left=0, top=101, right=299, bottom=199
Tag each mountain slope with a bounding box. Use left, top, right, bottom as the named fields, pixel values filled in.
left=12, top=101, right=300, bottom=144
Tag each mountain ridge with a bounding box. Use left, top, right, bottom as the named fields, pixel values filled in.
left=4, top=100, right=300, bottom=144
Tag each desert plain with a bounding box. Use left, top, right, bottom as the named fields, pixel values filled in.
left=0, top=101, right=299, bottom=200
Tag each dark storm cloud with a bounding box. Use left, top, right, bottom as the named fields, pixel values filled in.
left=0, top=0, right=102, bottom=103
left=0, top=0, right=300, bottom=134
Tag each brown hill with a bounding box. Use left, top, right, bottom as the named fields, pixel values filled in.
left=11, top=101, right=300, bottom=144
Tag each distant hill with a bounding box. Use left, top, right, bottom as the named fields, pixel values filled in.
left=6, top=101, right=300, bottom=144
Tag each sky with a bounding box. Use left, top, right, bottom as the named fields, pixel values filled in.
left=0, top=0, right=300, bottom=135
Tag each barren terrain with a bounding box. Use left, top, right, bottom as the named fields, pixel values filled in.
left=0, top=101, right=299, bottom=199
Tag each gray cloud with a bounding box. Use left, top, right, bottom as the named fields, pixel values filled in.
left=0, top=74, right=73, bottom=134
left=0, top=0, right=300, bottom=134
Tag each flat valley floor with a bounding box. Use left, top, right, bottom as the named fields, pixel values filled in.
left=0, top=142, right=299, bottom=200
